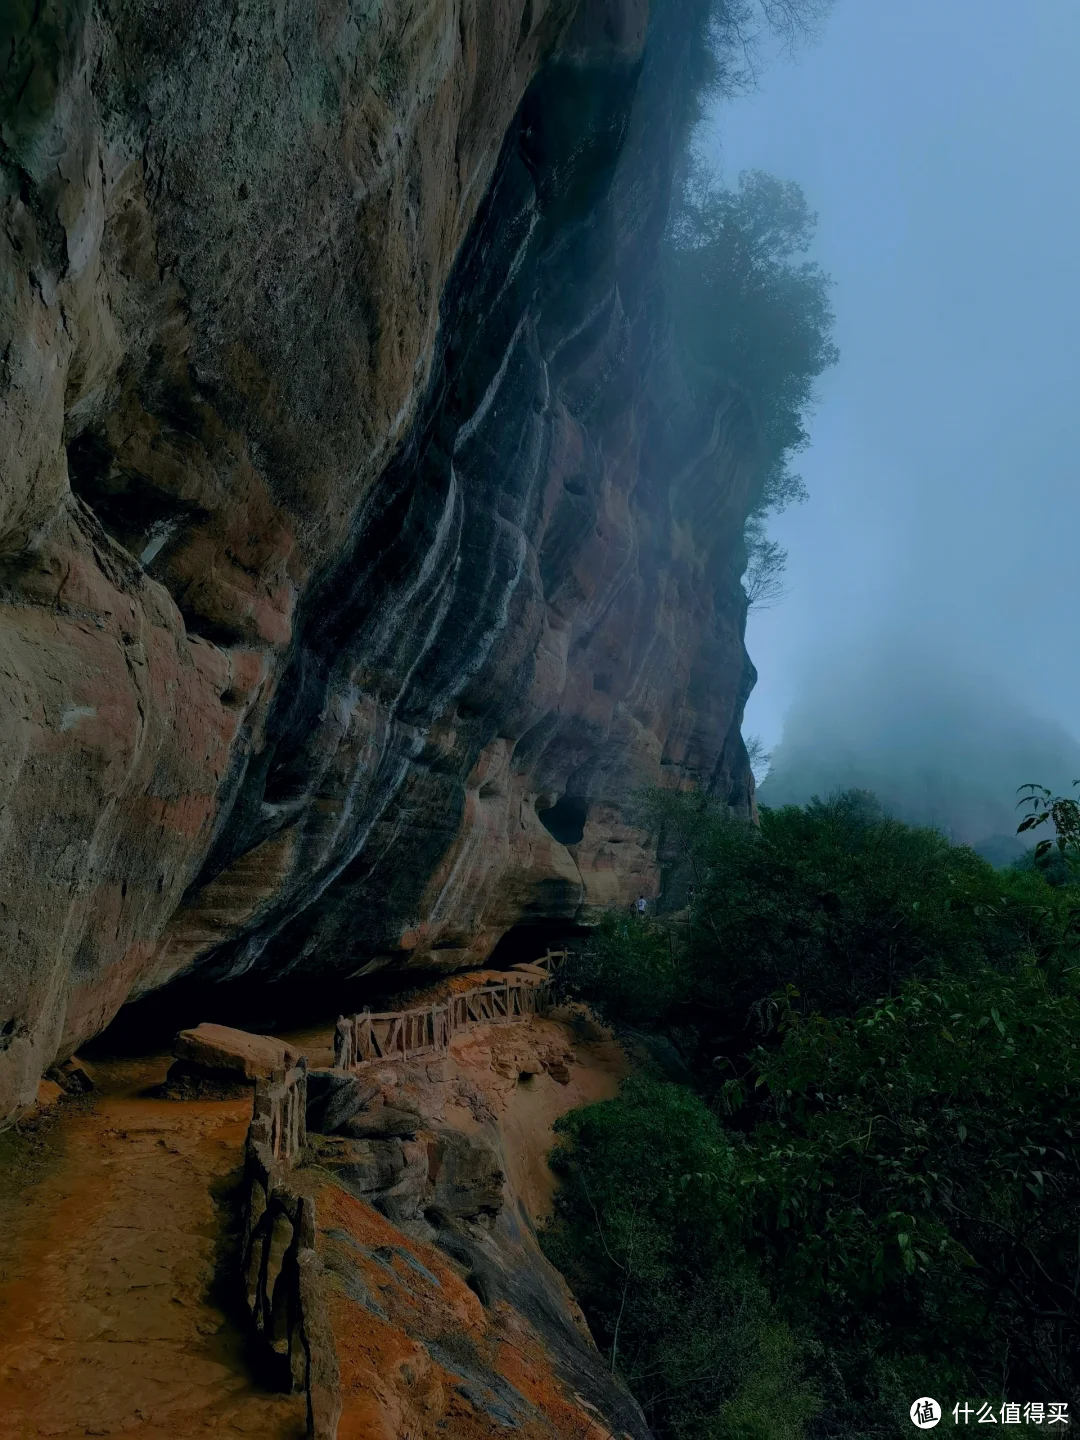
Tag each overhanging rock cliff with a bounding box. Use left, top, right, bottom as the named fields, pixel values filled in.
left=0, top=0, right=760, bottom=1122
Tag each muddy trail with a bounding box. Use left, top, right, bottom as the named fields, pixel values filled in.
left=0, top=1052, right=307, bottom=1440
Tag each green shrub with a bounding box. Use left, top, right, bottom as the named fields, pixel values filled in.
left=729, top=958, right=1080, bottom=1424
left=543, top=1075, right=819, bottom=1439
left=547, top=791, right=1080, bottom=1437
left=561, top=912, right=689, bottom=1026
left=651, top=788, right=1080, bottom=1028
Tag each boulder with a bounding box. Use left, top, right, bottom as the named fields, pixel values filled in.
left=172, top=1023, right=300, bottom=1082
left=46, top=1055, right=96, bottom=1094
left=316, top=1137, right=409, bottom=1194
left=371, top=1140, right=432, bottom=1223
left=306, top=1069, right=380, bottom=1134
left=339, top=1106, right=421, bottom=1140
left=429, top=1129, right=504, bottom=1220
left=34, top=1079, right=65, bottom=1111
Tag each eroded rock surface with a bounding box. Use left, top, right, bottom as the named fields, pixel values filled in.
left=1, top=0, right=759, bottom=1121
left=301, top=1008, right=644, bottom=1438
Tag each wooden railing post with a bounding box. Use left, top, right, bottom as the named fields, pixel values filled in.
left=337, top=972, right=557, bottom=1071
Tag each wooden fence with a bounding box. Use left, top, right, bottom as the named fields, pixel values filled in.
left=333, top=951, right=567, bottom=1071
left=252, top=1061, right=308, bottom=1169
left=243, top=1060, right=340, bottom=1440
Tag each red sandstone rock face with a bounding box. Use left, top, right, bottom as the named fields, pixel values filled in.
left=0, top=0, right=757, bottom=1123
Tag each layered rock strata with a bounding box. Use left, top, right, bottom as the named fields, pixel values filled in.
left=0, top=0, right=760, bottom=1122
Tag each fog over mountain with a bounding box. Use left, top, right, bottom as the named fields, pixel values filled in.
left=756, top=633, right=1080, bottom=863
left=708, top=0, right=1080, bottom=831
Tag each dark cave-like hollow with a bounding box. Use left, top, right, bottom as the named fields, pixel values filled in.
left=535, top=794, right=588, bottom=845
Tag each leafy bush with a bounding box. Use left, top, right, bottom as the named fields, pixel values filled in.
left=544, top=1074, right=819, bottom=1440
left=551, top=791, right=1080, bottom=1437
left=729, top=961, right=1080, bottom=1429
left=1018, top=778, right=1080, bottom=860
left=564, top=912, right=689, bottom=1027
left=686, top=790, right=991, bottom=1020
left=648, top=789, right=1077, bottom=1027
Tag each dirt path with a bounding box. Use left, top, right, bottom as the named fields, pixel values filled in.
left=0, top=1055, right=305, bottom=1440
left=0, top=995, right=625, bottom=1439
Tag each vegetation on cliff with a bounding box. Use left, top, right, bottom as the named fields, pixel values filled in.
left=545, top=1075, right=816, bottom=1440
left=664, top=1, right=840, bottom=617
left=546, top=793, right=1080, bottom=1437
left=669, top=168, right=837, bottom=498
left=667, top=164, right=838, bottom=615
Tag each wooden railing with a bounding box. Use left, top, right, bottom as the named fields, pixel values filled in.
left=333, top=950, right=568, bottom=1071
left=243, top=1061, right=340, bottom=1439
left=250, top=1061, right=308, bottom=1171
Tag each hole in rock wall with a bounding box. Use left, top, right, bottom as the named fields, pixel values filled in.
left=67, top=429, right=204, bottom=570
left=535, top=793, right=587, bottom=846
left=465, top=1269, right=492, bottom=1306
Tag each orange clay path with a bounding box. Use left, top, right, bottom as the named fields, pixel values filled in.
left=0, top=1054, right=305, bottom=1440
left=0, top=1003, right=629, bottom=1440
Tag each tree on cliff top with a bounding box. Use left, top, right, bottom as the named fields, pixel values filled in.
left=667, top=167, right=838, bottom=507
left=686, top=1, right=836, bottom=123
left=665, top=166, right=837, bottom=612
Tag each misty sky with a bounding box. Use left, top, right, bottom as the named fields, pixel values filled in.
left=706, top=0, right=1080, bottom=758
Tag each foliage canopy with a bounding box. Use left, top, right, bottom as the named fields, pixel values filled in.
left=551, top=791, right=1080, bottom=1438
left=667, top=169, right=837, bottom=513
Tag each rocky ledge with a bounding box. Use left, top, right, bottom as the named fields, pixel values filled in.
left=298, top=1007, right=644, bottom=1437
